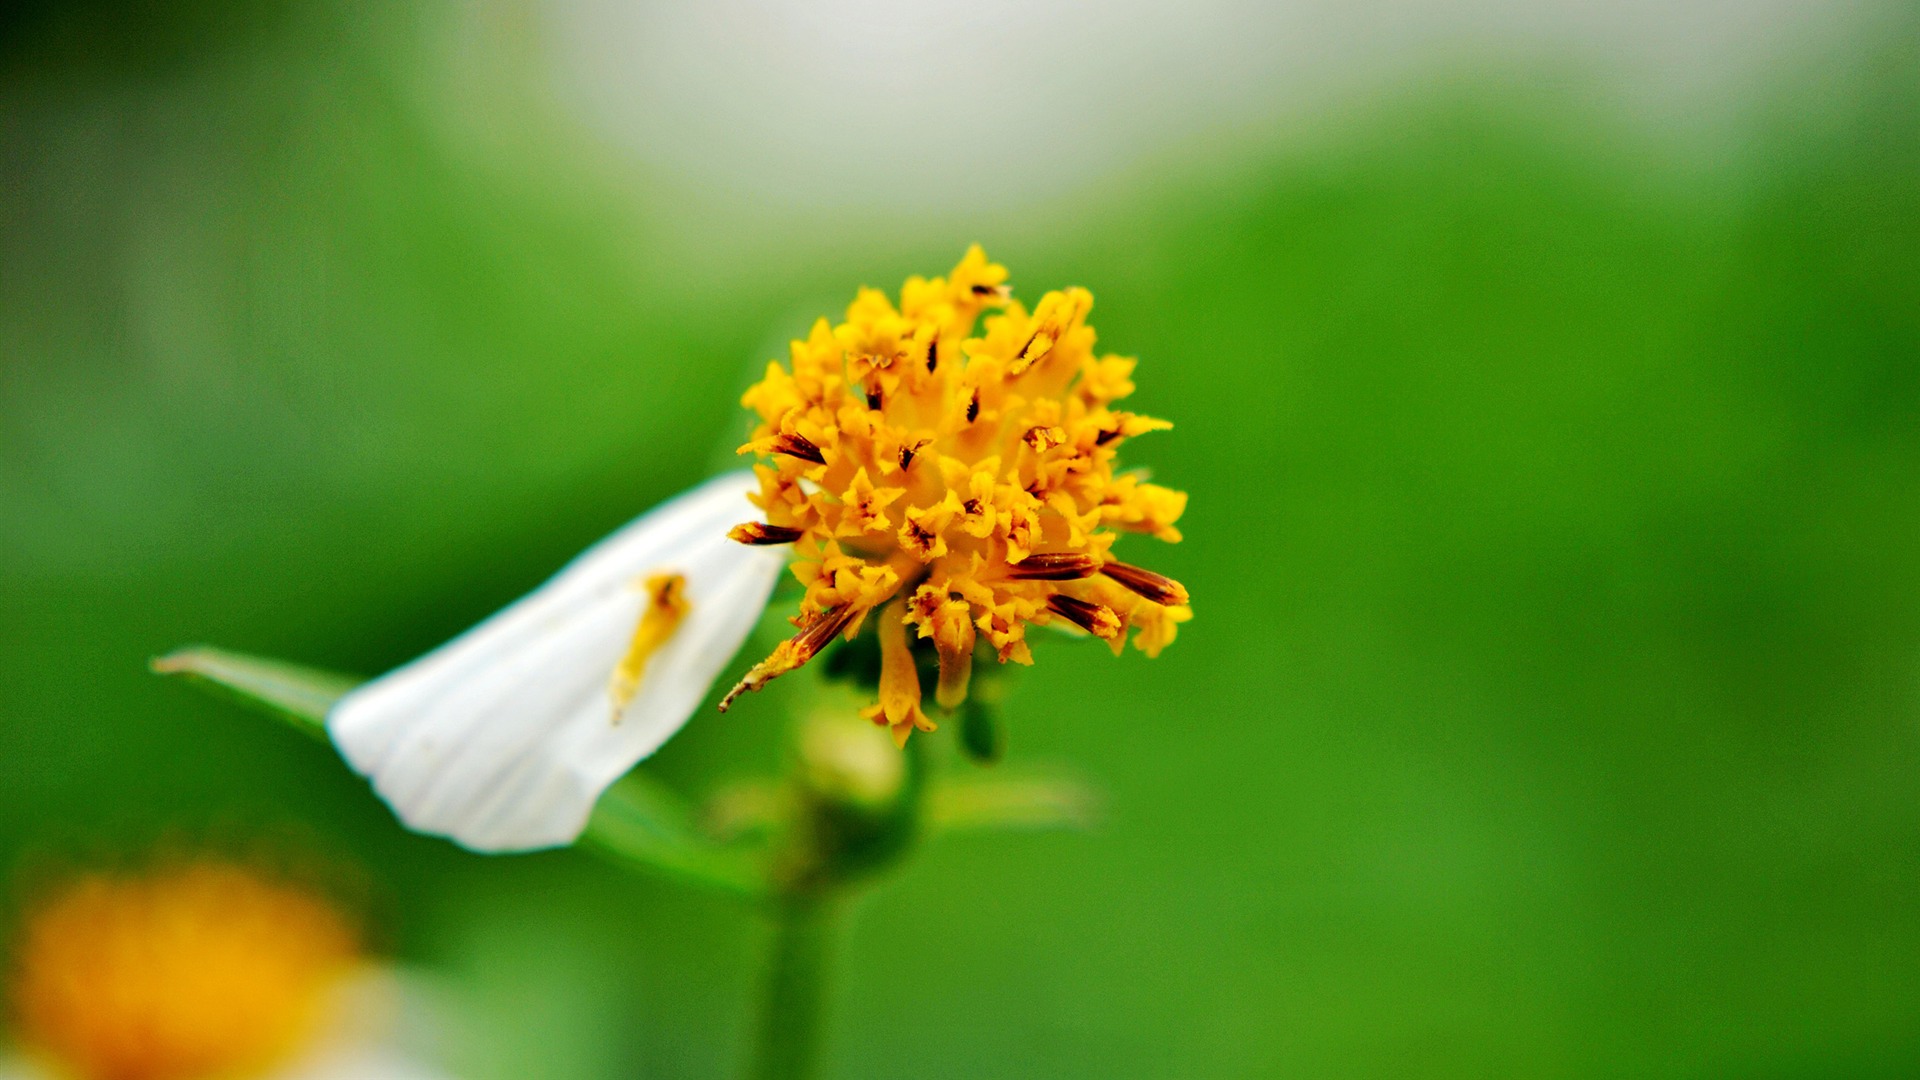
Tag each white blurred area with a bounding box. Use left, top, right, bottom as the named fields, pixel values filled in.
left=531, top=0, right=1856, bottom=210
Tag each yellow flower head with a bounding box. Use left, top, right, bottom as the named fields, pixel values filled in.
left=7, top=861, right=360, bottom=1080
left=721, top=247, right=1192, bottom=744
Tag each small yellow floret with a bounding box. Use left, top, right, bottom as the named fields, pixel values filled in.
left=860, top=597, right=938, bottom=747
left=723, top=247, right=1191, bottom=734
left=8, top=862, right=359, bottom=1080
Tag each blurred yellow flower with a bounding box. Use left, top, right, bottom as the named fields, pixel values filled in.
left=7, top=862, right=358, bottom=1080
left=722, top=247, right=1193, bottom=744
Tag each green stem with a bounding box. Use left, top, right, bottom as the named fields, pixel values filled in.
left=749, top=894, right=842, bottom=1080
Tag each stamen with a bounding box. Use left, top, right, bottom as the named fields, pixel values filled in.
left=1047, top=594, right=1122, bottom=640
left=1007, top=552, right=1099, bottom=581
left=866, top=384, right=883, bottom=410
left=966, top=390, right=980, bottom=423
left=925, top=337, right=939, bottom=373
left=771, top=432, right=827, bottom=465
left=1100, top=561, right=1190, bottom=606
left=728, top=522, right=804, bottom=546
left=610, top=573, right=690, bottom=718
left=719, top=604, right=859, bottom=712
left=898, top=439, right=929, bottom=471
left=1095, top=427, right=1122, bottom=446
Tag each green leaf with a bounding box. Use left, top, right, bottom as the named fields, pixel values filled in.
left=154, top=645, right=770, bottom=897
left=581, top=775, right=769, bottom=901
left=926, top=771, right=1103, bottom=834
left=150, top=645, right=361, bottom=740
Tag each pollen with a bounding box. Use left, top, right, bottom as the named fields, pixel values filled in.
left=611, top=572, right=691, bottom=716
left=7, top=861, right=359, bottom=1080
left=723, top=246, right=1193, bottom=738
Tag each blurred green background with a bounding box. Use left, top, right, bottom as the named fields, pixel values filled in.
left=3, top=1, right=1917, bottom=1076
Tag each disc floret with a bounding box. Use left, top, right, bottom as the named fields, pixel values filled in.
left=722, top=247, right=1192, bottom=744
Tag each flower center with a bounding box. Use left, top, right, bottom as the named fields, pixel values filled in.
left=721, top=247, right=1193, bottom=742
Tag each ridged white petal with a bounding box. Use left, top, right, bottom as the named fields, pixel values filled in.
left=328, top=472, right=783, bottom=852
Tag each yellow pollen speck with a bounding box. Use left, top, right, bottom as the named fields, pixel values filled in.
left=611, top=572, right=690, bottom=717
left=7, top=862, right=359, bottom=1080
left=723, top=246, right=1192, bottom=734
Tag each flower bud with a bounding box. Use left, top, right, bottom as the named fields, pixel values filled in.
left=795, top=709, right=905, bottom=813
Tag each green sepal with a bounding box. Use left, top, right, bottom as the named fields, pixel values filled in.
left=958, top=698, right=1005, bottom=764
left=797, top=732, right=925, bottom=893
left=150, top=645, right=355, bottom=741
left=819, top=628, right=882, bottom=688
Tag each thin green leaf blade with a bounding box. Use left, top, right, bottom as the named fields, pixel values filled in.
left=150, top=645, right=361, bottom=740
left=156, top=646, right=768, bottom=894
left=581, top=774, right=768, bottom=901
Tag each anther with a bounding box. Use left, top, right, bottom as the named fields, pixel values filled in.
left=1095, top=427, right=1122, bottom=446
left=925, top=337, right=939, bottom=373
left=1007, top=552, right=1099, bottom=581
left=866, top=384, right=883, bottom=411
left=1047, top=594, right=1122, bottom=639
left=1014, top=324, right=1058, bottom=371
left=771, top=432, right=827, bottom=465
left=966, top=390, right=980, bottom=423
left=729, top=522, right=804, bottom=546
left=1100, top=561, right=1190, bottom=606
left=1023, top=425, right=1066, bottom=453
left=898, top=439, right=929, bottom=471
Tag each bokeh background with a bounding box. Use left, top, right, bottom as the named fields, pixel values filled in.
left=4, top=1, right=1918, bottom=1076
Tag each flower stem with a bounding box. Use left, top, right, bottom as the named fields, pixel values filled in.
left=749, top=893, right=842, bottom=1080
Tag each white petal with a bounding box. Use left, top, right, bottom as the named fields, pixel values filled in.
left=273, top=1045, right=456, bottom=1080
left=328, top=471, right=784, bottom=852
left=269, top=969, right=461, bottom=1080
